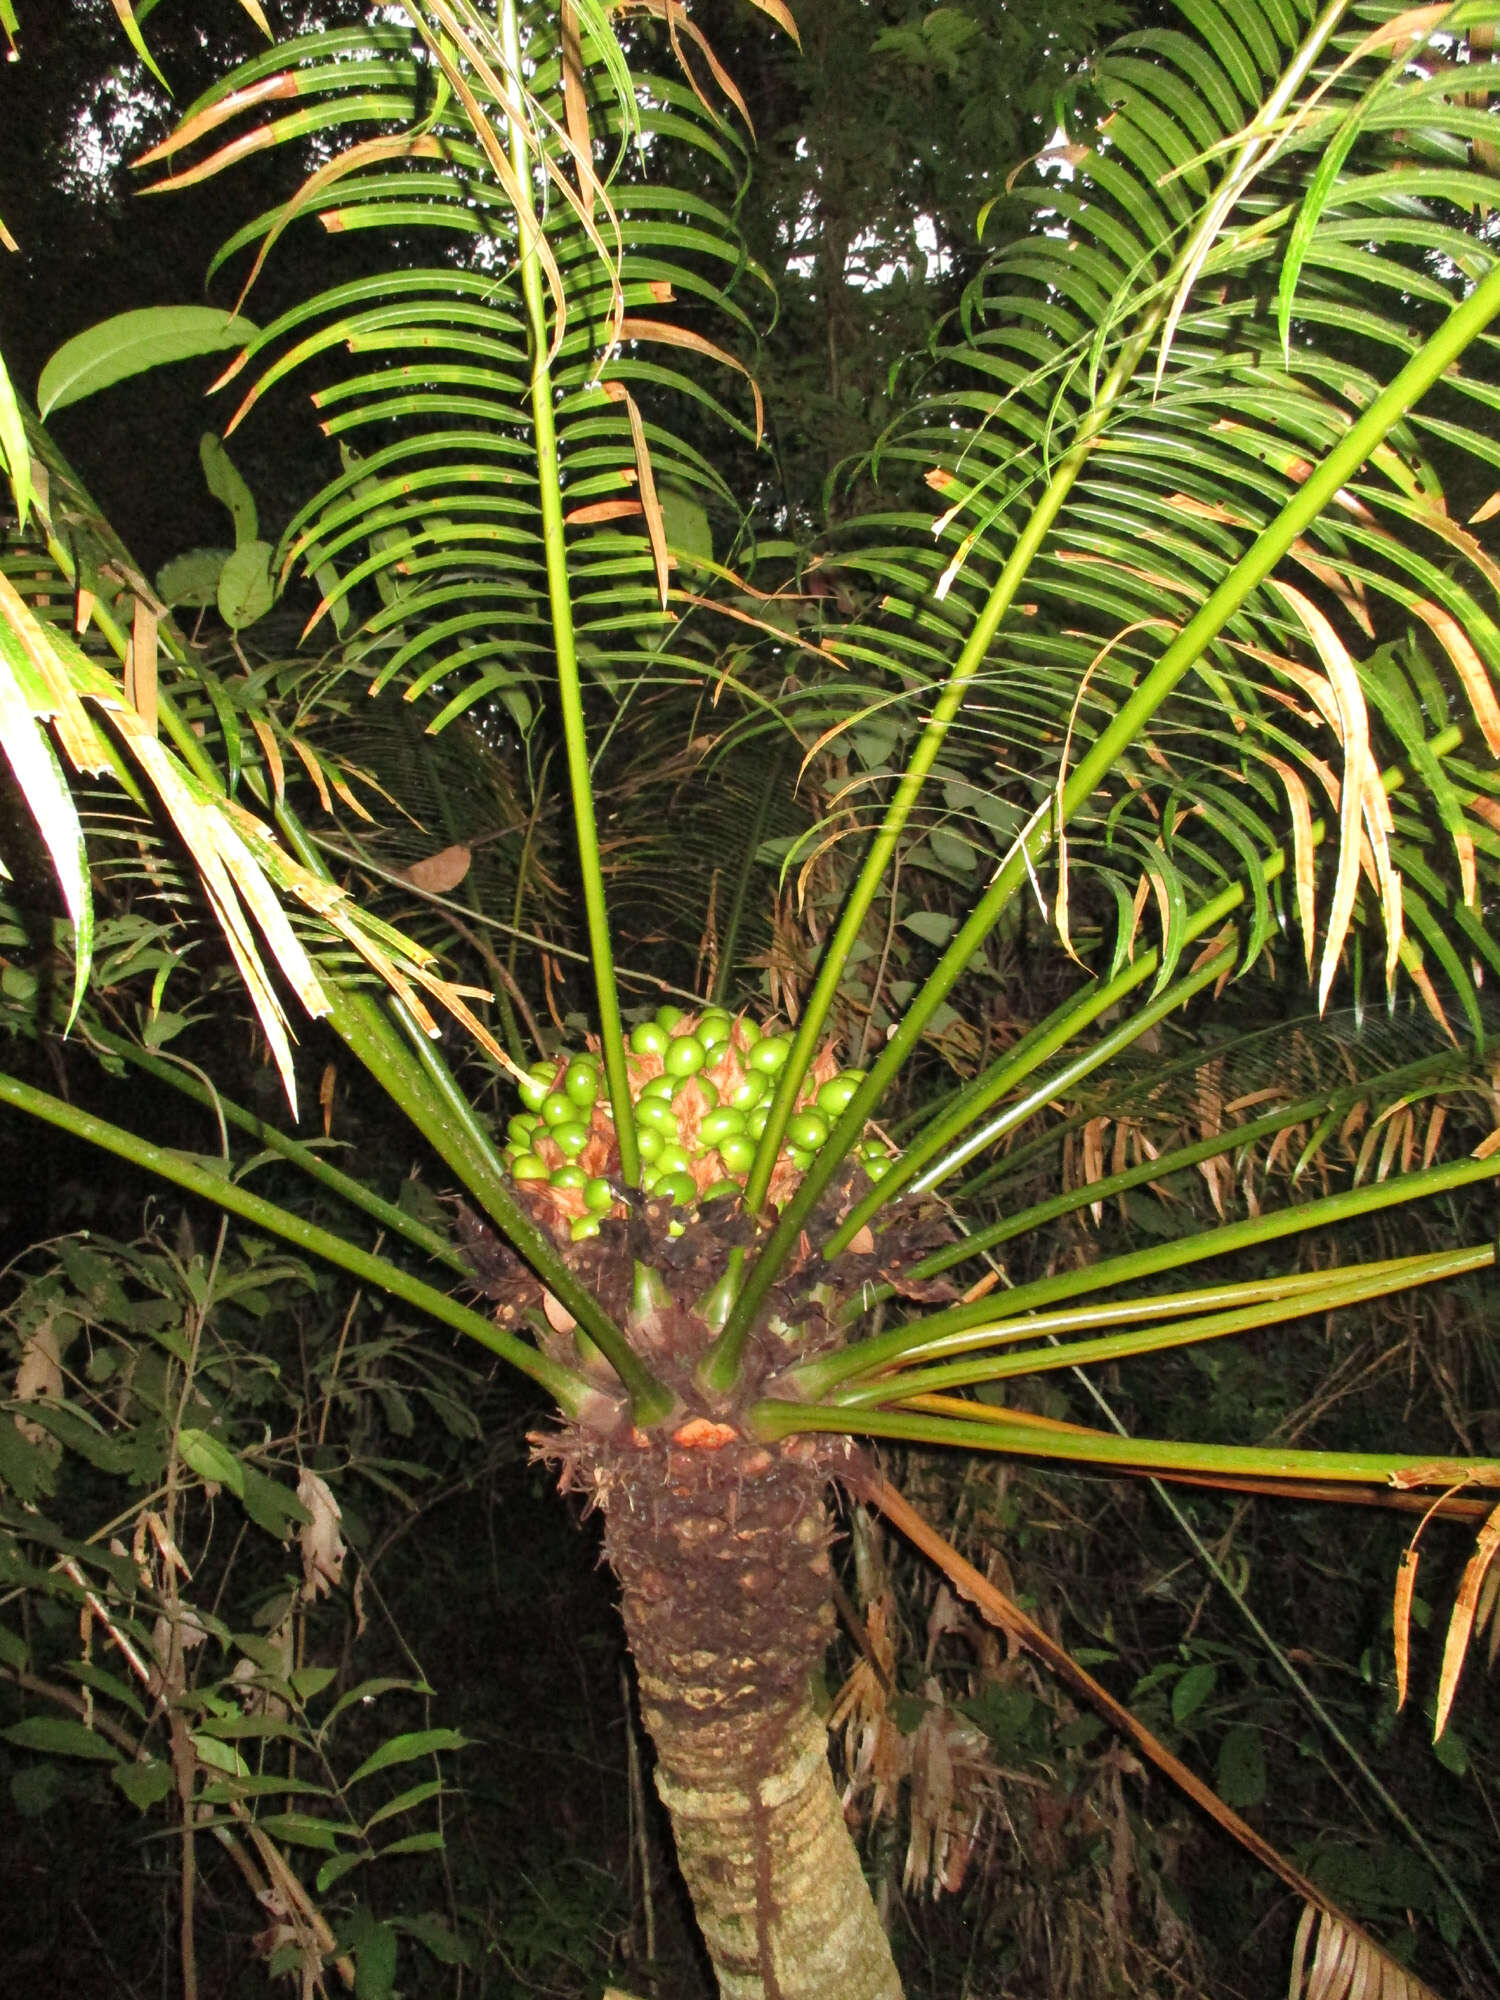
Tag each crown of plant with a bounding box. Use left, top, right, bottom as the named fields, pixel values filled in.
left=500, top=1006, right=893, bottom=1243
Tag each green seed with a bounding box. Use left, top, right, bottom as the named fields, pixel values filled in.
left=583, top=1177, right=615, bottom=1214
left=738, top=1016, right=761, bottom=1046
left=786, top=1144, right=813, bottom=1172
left=663, top=1033, right=707, bottom=1078
left=863, top=1152, right=891, bottom=1182
left=636, top=1096, right=679, bottom=1137
left=550, top=1163, right=587, bottom=1188
left=728, top=1072, right=766, bottom=1111
left=516, top=1066, right=555, bottom=1113
left=698, top=1011, right=733, bottom=1051
left=748, top=1034, right=791, bottom=1074
left=564, top=1059, right=600, bottom=1108
left=641, top=1073, right=676, bottom=1100
left=539, top=1092, right=574, bottom=1128
left=571, top=1215, right=601, bottom=1242
left=716, top=1132, right=756, bottom=1174
left=511, top=1153, right=549, bottom=1180
left=816, top=1073, right=862, bottom=1117
left=654, top=1003, right=685, bottom=1031
left=700, top=1178, right=740, bottom=1204
left=636, top=1126, right=664, bottom=1163
left=655, top=1142, right=691, bottom=1176
left=630, top=1020, right=669, bottom=1057
left=700, top=1106, right=746, bottom=1147
left=748, top=1106, right=769, bottom=1139
left=507, top=1114, right=539, bottom=1148
left=553, top=1121, right=590, bottom=1159
left=654, top=1170, right=697, bottom=1207
left=678, top=1073, right=718, bottom=1110
left=788, top=1109, right=830, bottom=1151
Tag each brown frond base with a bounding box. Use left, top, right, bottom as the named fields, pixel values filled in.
left=457, top=1157, right=957, bottom=1414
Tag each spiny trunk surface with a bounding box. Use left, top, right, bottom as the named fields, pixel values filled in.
left=600, top=1439, right=903, bottom=2000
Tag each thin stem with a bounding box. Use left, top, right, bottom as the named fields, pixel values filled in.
left=904, top=1093, right=1333, bottom=1284
left=749, top=1397, right=1500, bottom=1485
left=823, top=920, right=1238, bottom=1261
left=826, top=1246, right=1489, bottom=1407
left=329, top=988, right=676, bottom=1425
left=500, top=0, right=637, bottom=1183
left=783, top=1153, right=1500, bottom=1398
left=276, top=801, right=673, bottom=1420
left=85, top=1028, right=471, bottom=1278
left=0, top=1069, right=592, bottom=1412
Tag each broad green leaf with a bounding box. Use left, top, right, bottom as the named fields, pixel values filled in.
left=3, top=1716, right=120, bottom=1762
left=217, top=540, right=275, bottom=630
left=200, top=433, right=260, bottom=546
left=394, top=1913, right=471, bottom=1966
left=192, top=1732, right=249, bottom=1776
left=290, top=1664, right=337, bottom=1702
left=376, top=1829, right=444, bottom=1859
left=194, top=1713, right=304, bottom=1744
left=67, top=1660, right=147, bottom=1721
left=198, top=1773, right=332, bottom=1799
left=1173, top=1660, right=1218, bottom=1726
left=37, top=307, right=257, bottom=417
left=319, top=1676, right=435, bottom=1734
left=660, top=485, right=713, bottom=564
left=360, top=1777, right=444, bottom=1834
left=157, top=546, right=230, bottom=608
left=255, top=1811, right=348, bottom=1851
left=903, top=911, right=959, bottom=947
left=347, top=1727, right=467, bottom=1787
left=1215, top=1724, right=1267, bottom=1809
left=114, top=1758, right=175, bottom=1810
left=351, top=1914, right=398, bottom=2000
left=1433, top=1725, right=1468, bottom=1777
left=239, top=1464, right=312, bottom=1536
left=176, top=1426, right=246, bottom=1497
left=316, top=1850, right=370, bottom=1894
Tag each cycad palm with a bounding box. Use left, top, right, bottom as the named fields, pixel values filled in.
left=4, top=1, right=1500, bottom=1995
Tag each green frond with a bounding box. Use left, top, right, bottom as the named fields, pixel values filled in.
left=825, top=0, right=1500, bottom=1009
left=152, top=4, right=767, bottom=738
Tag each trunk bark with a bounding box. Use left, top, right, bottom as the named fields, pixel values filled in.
left=599, top=1436, right=903, bottom=2000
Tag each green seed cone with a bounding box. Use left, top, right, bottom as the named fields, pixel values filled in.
left=505, top=1012, right=898, bottom=1234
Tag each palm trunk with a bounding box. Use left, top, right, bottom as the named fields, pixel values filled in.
left=598, top=1435, right=903, bottom=2000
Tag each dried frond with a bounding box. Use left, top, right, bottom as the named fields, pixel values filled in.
left=1288, top=1904, right=1444, bottom=2000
